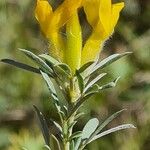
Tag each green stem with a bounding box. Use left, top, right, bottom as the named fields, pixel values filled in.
left=63, top=116, right=75, bottom=150
left=63, top=77, right=78, bottom=150
left=64, top=142, right=70, bottom=150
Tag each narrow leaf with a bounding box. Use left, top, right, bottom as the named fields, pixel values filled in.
left=84, top=73, right=107, bottom=93
left=19, top=49, right=53, bottom=76
left=88, top=124, right=136, bottom=144
left=74, top=137, right=82, bottom=150
left=86, top=84, right=99, bottom=93
left=87, top=109, right=126, bottom=143
left=70, top=131, right=82, bottom=140
left=33, top=105, right=50, bottom=146
left=52, top=120, right=62, bottom=133
left=78, top=61, right=94, bottom=73
left=44, top=145, right=51, bottom=150
left=88, top=52, right=132, bottom=77
left=41, top=71, right=56, bottom=95
left=67, top=92, right=97, bottom=119
left=51, top=134, right=61, bottom=150
left=1, top=59, right=40, bottom=74
left=49, top=119, right=62, bottom=138
left=39, top=54, right=60, bottom=65
left=70, top=140, right=75, bottom=150
left=99, top=77, right=120, bottom=90
left=74, top=112, right=85, bottom=120
left=82, top=118, right=99, bottom=140
left=40, top=71, right=65, bottom=119
left=56, top=63, right=71, bottom=76
left=76, top=70, right=84, bottom=93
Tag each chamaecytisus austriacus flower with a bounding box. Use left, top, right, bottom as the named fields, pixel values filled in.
left=35, top=0, right=124, bottom=73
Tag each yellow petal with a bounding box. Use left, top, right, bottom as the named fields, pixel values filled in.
left=82, top=1, right=124, bottom=65
left=52, top=0, right=82, bottom=30
left=35, top=0, right=53, bottom=35
left=48, top=32, right=65, bottom=61
left=65, top=11, right=82, bottom=73
left=81, top=22, right=105, bottom=65
left=83, top=0, right=99, bottom=27
left=35, top=0, right=64, bottom=61
left=111, top=2, right=124, bottom=29
left=99, top=0, right=112, bottom=35
left=81, top=39, right=102, bottom=65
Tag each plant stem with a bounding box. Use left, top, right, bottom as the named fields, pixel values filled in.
left=63, top=116, right=75, bottom=150
left=63, top=77, right=78, bottom=150
left=64, top=142, right=70, bottom=150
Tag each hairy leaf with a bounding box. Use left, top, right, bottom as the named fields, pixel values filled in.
left=41, top=71, right=56, bottom=94
left=88, top=124, right=136, bottom=144
left=70, top=131, right=82, bottom=140
left=33, top=105, right=50, bottom=146
left=87, top=52, right=132, bottom=78
left=51, top=134, right=61, bottom=150
left=81, top=118, right=99, bottom=140
left=41, top=71, right=65, bottom=119
left=76, top=70, right=84, bottom=94
left=78, top=61, right=94, bottom=73
left=39, top=54, right=59, bottom=65
left=19, top=49, right=54, bottom=76
left=67, top=91, right=97, bottom=119
left=1, top=59, right=40, bottom=74
left=86, top=109, right=126, bottom=144
left=99, top=77, right=120, bottom=90
left=84, top=73, right=107, bottom=93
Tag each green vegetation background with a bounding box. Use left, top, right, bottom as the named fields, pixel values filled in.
left=0, top=0, right=150, bottom=149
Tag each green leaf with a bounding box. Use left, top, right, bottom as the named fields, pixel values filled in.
left=74, top=112, right=85, bottom=120
left=76, top=70, right=84, bottom=94
left=1, top=59, right=40, bottom=74
left=70, top=140, right=75, bottom=150
left=81, top=118, right=99, bottom=140
left=41, top=71, right=56, bottom=94
left=87, top=52, right=132, bottom=77
left=49, top=119, right=62, bottom=139
left=52, top=121, right=62, bottom=133
left=74, top=137, right=82, bottom=150
left=86, top=84, right=99, bottom=93
left=87, top=109, right=126, bottom=143
left=51, top=134, right=61, bottom=150
left=39, top=54, right=60, bottom=65
left=88, top=124, right=136, bottom=144
left=67, top=91, right=97, bottom=119
left=33, top=105, right=50, bottom=146
left=56, top=63, right=71, bottom=76
left=53, top=65, right=71, bottom=81
left=78, top=61, right=94, bottom=73
left=70, top=131, right=82, bottom=140
left=41, top=71, right=65, bottom=120
left=84, top=73, right=107, bottom=93
left=52, top=79, right=68, bottom=104
left=41, top=71, right=66, bottom=105
left=67, top=92, right=96, bottom=119
left=44, top=145, right=51, bottom=150
left=68, top=121, right=77, bottom=131
left=19, top=49, right=54, bottom=76
left=99, top=77, right=120, bottom=90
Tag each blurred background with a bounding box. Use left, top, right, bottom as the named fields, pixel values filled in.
left=0, top=0, right=150, bottom=149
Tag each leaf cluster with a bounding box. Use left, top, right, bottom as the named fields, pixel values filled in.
left=1, top=49, right=135, bottom=149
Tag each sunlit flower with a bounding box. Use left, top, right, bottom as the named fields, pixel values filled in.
left=35, top=0, right=124, bottom=73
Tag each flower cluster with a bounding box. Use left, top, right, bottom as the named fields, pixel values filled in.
left=35, top=0, right=124, bottom=73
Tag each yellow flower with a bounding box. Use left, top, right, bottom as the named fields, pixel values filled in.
left=35, top=0, right=124, bottom=73
left=81, top=0, right=124, bottom=64
left=35, top=0, right=82, bottom=64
